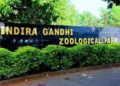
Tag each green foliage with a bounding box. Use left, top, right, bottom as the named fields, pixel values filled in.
left=12, top=46, right=43, bottom=76
left=79, top=6, right=120, bottom=27
left=94, top=44, right=110, bottom=64
left=1, top=44, right=120, bottom=79
left=69, top=45, right=85, bottom=67
left=0, top=0, right=70, bottom=24
left=107, top=44, right=120, bottom=63
left=0, top=0, right=120, bottom=27
left=53, top=4, right=80, bottom=25
left=77, top=45, right=98, bottom=66
left=99, top=6, right=120, bottom=27
left=0, top=0, right=80, bottom=25
left=0, top=48, right=13, bottom=78
left=69, top=45, right=98, bottom=67
left=42, top=45, right=74, bottom=70
left=79, top=12, right=98, bottom=26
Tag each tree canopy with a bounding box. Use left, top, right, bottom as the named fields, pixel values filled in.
left=0, top=0, right=71, bottom=24
left=79, top=12, right=98, bottom=26
left=0, top=0, right=120, bottom=27
left=78, top=6, right=120, bottom=27
left=103, top=0, right=120, bottom=5
left=53, top=4, right=80, bottom=25
left=99, top=6, right=120, bottom=27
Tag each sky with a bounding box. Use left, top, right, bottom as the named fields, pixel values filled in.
left=70, top=0, right=108, bottom=17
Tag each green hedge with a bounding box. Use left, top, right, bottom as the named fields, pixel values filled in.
left=42, top=45, right=74, bottom=70
left=0, top=48, right=13, bottom=78
left=1, top=44, right=120, bottom=79
left=12, top=46, right=44, bottom=77
left=69, top=44, right=98, bottom=67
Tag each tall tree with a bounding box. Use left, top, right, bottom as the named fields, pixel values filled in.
left=0, top=0, right=69, bottom=24
left=79, top=12, right=98, bottom=26
left=77, top=6, right=120, bottom=27
left=99, top=6, right=120, bottom=27
left=53, top=4, right=80, bottom=25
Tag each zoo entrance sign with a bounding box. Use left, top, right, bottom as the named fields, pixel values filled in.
left=0, top=22, right=120, bottom=49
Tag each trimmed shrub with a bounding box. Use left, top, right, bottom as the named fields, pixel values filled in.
left=0, top=48, right=13, bottom=78
left=81, top=45, right=98, bottom=66
left=107, top=44, right=120, bottom=63
left=42, top=45, right=74, bottom=70
left=94, top=44, right=110, bottom=65
left=70, top=44, right=99, bottom=67
left=1, top=44, right=120, bottom=80
left=12, top=46, right=43, bottom=76
left=69, top=44, right=84, bottom=67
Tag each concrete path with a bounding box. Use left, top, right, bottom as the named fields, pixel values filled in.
left=21, top=67, right=120, bottom=86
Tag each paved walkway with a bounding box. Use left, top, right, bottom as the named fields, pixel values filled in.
left=20, top=67, right=120, bottom=86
